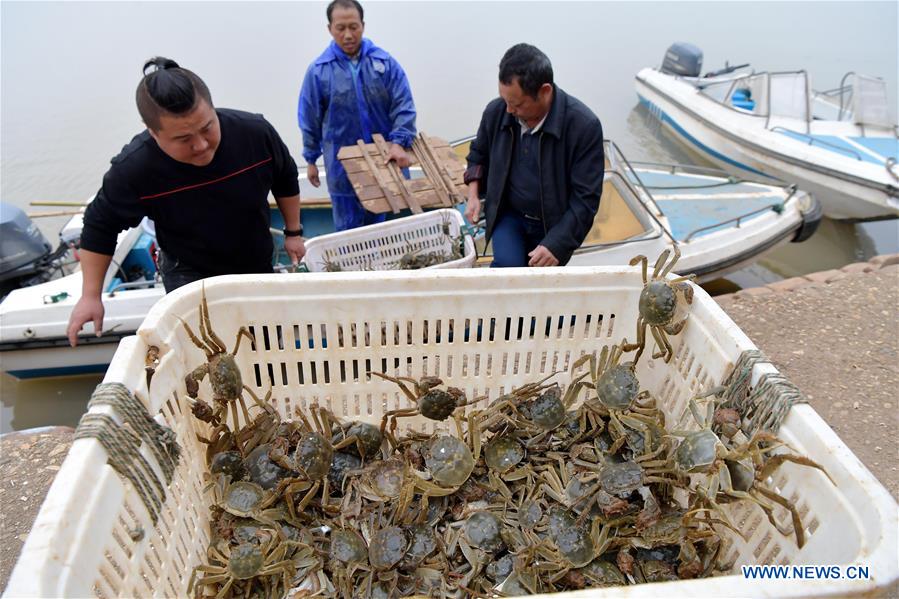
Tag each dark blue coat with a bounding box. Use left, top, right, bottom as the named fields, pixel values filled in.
left=466, top=86, right=604, bottom=264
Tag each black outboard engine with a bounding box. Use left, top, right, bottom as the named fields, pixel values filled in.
left=0, top=202, right=70, bottom=297
left=660, top=42, right=703, bottom=77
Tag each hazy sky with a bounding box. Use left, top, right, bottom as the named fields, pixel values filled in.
left=2, top=1, right=896, bottom=206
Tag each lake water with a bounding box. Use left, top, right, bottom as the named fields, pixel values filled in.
left=1, top=1, right=897, bottom=433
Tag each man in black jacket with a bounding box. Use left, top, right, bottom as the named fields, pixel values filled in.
left=464, top=44, right=604, bottom=267
left=67, top=57, right=304, bottom=347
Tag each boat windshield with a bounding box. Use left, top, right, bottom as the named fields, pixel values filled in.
left=813, top=73, right=895, bottom=128
left=581, top=173, right=653, bottom=245
left=699, top=70, right=896, bottom=131
left=697, top=71, right=813, bottom=122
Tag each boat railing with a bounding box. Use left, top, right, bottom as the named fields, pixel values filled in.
left=603, top=140, right=667, bottom=220
left=683, top=186, right=797, bottom=242
left=625, top=159, right=734, bottom=179
left=626, top=159, right=798, bottom=199
left=573, top=226, right=664, bottom=254
left=107, top=279, right=159, bottom=297
left=768, top=127, right=864, bottom=161
left=815, top=72, right=855, bottom=120
left=886, top=158, right=899, bottom=182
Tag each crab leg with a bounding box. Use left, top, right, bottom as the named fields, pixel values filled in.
left=369, top=371, right=419, bottom=404
left=178, top=317, right=215, bottom=358
left=623, top=318, right=647, bottom=365
left=755, top=484, right=806, bottom=547
left=660, top=246, right=681, bottom=277
left=199, top=285, right=227, bottom=355
left=231, top=326, right=256, bottom=356
left=629, top=255, right=649, bottom=284
left=649, top=325, right=668, bottom=361
left=652, top=249, right=671, bottom=279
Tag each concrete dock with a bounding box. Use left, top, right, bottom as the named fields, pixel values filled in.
left=1, top=255, right=897, bottom=591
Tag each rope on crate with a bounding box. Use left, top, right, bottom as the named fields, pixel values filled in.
left=74, top=383, right=181, bottom=525
left=87, top=382, right=181, bottom=481
left=717, top=349, right=807, bottom=435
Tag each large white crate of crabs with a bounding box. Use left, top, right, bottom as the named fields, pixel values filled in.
left=6, top=267, right=897, bottom=597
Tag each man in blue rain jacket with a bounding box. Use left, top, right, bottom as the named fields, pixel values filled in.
left=298, top=0, right=417, bottom=231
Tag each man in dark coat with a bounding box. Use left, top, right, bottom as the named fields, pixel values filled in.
left=464, top=43, right=604, bottom=267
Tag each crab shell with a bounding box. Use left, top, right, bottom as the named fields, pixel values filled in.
left=596, top=364, right=640, bottom=411
left=581, top=559, right=627, bottom=587
left=245, top=444, right=292, bottom=490
left=328, top=451, right=362, bottom=491
left=367, top=458, right=406, bottom=498
left=210, top=451, right=245, bottom=480
left=556, top=526, right=595, bottom=568
left=639, top=280, right=678, bottom=326
left=368, top=526, right=409, bottom=570
left=726, top=457, right=756, bottom=492
left=330, top=529, right=368, bottom=564
left=229, top=543, right=264, bottom=579
left=346, top=422, right=383, bottom=458
left=547, top=506, right=577, bottom=541
left=528, top=386, right=566, bottom=430
left=293, top=431, right=334, bottom=480
left=638, top=511, right=686, bottom=547
left=425, top=435, right=474, bottom=487
left=419, top=389, right=458, bottom=421
left=209, top=354, right=243, bottom=399
left=674, top=429, right=719, bottom=474
left=222, top=481, right=265, bottom=517
left=405, top=524, right=438, bottom=565
left=600, top=460, right=643, bottom=497
left=485, top=436, right=525, bottom=473
left=518, top=500, right=543, bottom=530
left=465, top=511, right=504, bottom=553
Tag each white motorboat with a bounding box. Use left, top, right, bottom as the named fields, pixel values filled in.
left=0, top=140, right=820, bottom=379
left=635, top=42, right=899, bottom=222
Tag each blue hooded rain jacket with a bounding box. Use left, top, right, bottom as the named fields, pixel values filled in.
left=298, top=38, right=416, bottom=230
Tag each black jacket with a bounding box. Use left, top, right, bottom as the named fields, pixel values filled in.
left=465, top=86, right=604, bottom=265
left=81, top=109, right=299, bottom=276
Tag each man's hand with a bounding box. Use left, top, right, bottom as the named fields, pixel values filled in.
left=528, top=245, right=559, bottom=267
left=385, top=143, right=412, bottom=168
left=67, top=296, right=105, bottom=347
left=464, top=196, right=482, bottom=225
left=307, top=163, right=320, bottom=188
left=284, top=236, right=306, bottom=266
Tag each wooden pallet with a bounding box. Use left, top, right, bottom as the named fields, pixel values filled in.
left=337, top=132, right=467, bottom=214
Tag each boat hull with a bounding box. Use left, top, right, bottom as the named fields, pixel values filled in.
left=0, top=337, right=119, bottom=378
left=635, top=70, right=899, bottom=222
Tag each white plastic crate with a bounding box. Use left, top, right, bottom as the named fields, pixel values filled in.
left=6, top=268, right=897, bottom=598
left=301, top=208, right=476, bottom=271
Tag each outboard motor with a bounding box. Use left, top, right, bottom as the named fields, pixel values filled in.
left=0, top=202, right=70, bottom=297
left=660, top=42, right=703, bottom=77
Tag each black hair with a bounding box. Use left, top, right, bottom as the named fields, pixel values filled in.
left=498, top=43, right=554, bottom=98
left=135, top=57, right=213, bottom=131
left=327, top=0, right=364, bottom=24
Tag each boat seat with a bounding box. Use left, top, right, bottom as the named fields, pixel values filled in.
left=106, top=232, right=157, bottom=292
left=731, top=88, right=756, bottom=111
left=581, top=180, right=646, bottom=244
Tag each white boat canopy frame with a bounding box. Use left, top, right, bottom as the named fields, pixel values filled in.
left=695, top=70, right=898, bottom=136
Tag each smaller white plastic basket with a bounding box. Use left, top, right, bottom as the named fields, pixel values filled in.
left=302, top=208, right=476, bottom=272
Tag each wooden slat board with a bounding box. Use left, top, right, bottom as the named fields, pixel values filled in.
left=337, top=133, right=468, bottom=214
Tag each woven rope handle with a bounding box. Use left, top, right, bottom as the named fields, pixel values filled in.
left=74, top=383, right=181, bottom=525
